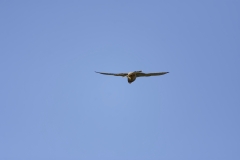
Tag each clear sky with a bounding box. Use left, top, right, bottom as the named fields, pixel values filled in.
left=0, top=1, right=240, bottom=160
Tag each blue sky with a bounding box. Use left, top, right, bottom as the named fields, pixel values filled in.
left=0, top=1, right=240, bottom=159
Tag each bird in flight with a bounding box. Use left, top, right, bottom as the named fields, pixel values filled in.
left=95, top=70, right=169, bottom=84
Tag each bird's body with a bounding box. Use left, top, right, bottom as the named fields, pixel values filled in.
left=95, top=70, right=169, bottom=84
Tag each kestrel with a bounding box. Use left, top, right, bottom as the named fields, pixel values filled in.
left=95, top=70, right=169, bottom=84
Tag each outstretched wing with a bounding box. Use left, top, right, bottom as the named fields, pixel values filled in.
left=95, top=71, right=128, bottom=77
left=136, top=72, right=169, bottom=77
